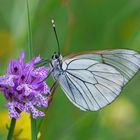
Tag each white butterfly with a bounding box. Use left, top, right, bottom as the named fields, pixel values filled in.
left=44, top=20, right=140, bottom=111
left=50, top=49, right=140, bottom=111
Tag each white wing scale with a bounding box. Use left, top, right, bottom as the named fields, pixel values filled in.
left=56, top=49, right=140, bottom=111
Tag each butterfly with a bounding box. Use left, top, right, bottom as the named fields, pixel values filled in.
left=39, top=20, right=140, bottom=111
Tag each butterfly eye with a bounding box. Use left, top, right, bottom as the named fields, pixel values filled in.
left=55, top=54, right=59, bottom=59
left=52, top=53, right=59, bottom=59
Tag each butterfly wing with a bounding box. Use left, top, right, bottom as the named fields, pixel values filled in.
left=57, top=49, right=140, bottom=111
left=68, top=49, right=140, bottom=84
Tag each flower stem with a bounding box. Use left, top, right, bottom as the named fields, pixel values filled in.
left=31, top=114, right=37, bottom=140
left=26, top=0, right=37, bottom=140
left=7, top=118, right=16, bottom=140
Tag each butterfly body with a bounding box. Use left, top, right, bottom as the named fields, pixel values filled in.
left=50, top=53, right=63, bottom=80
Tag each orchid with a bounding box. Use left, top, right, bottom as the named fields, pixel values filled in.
left=0, top=51, right=50, bottom=119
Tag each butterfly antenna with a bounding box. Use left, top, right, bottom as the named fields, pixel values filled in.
left=51, top=19, right=61, bottom=55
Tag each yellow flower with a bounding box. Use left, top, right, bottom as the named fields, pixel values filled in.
left=0, top=111, right=31, bottom=139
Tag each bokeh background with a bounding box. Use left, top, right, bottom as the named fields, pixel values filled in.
left=0, top=0, right=140, bottom=139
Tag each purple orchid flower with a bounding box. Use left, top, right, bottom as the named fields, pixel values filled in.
left=0, top=51, right=50, bottom=119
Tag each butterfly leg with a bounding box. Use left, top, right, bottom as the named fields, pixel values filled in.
left=34, top=59, right=50, bottom=68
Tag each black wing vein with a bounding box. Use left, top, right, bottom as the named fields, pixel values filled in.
left=67, top=71, right=97, bottom=84
left=106, top=54, right=140, bottom=68
left=67, top=71, right=101, bottom=108
left=92, top=73, right=121, bottom=87
left=84, top=83, right=101, bottom=108
left=65, top=74, right=90, bottom=110
left=67, top=73, right=95, bottom=109
left=64, top=74, right=76, bottom=103
left=94, top=84, right=110, bottom=103
left=102, top=57, right=131, bottom=79
left=103, top=56, right=136, bottom=74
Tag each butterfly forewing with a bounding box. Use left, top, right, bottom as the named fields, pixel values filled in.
left=66, top=49, right=140, bottom=84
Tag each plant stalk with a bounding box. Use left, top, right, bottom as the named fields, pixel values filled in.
left=7, top=118, right=16, bottom=140
left=31, top=114, right=37, bottom=140
left=26, top=0, right=37, bottom=140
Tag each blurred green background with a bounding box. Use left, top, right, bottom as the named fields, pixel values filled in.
left=0, top=0, right=140, bottom=140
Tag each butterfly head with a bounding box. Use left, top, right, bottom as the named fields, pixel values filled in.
left=52, top=52, right=60, bottom=60
left=51, top=52, right=62, bottom=67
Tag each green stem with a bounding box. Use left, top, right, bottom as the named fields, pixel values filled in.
left=26, top=0, right=37, bottom=140
left=26, top=0, right=33, bottom=59
left=31, top=114, right=37, bottom=140
left=7, top=118, right=16, bottom=140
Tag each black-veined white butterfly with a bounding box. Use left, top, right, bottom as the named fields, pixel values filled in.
left=40, top=20, right=140, bottom=111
